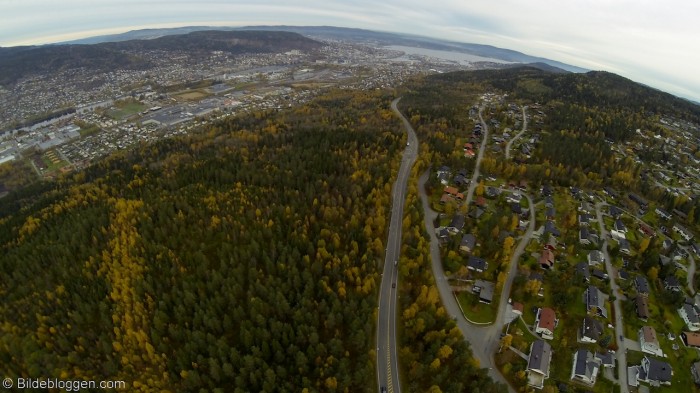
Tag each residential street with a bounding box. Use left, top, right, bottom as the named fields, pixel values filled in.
left=595, top=202, right=630, bottom=393
left=505, top=106, right=528, bottom=160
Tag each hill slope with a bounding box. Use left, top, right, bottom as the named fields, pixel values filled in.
left=0, top=30, right=321, bottom=87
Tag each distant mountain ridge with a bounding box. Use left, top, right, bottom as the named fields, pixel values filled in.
left=0, top=30, right=321, bottom=87
left=57, top=25, right=589, bottom=73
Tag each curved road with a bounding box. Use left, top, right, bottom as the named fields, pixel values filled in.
left=376, top=97, right=418, bottom=393
left=505, top=106, right=528, bottom=160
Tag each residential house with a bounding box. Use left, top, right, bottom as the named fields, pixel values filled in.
left=447, top=214, right=465, bottom=235
left=436, top=166, right=451, bottom=185
left=664, top=276, right=682, bottom=292
left=544, top=196, right=554, bottom=208
left=436, top=227, right=449, bottom=244
left=693, top=243, right=700, bottom=256
left=585, top=285, right=608, bottom=318
left=527, top=340, right=552, bottom=389
left=679, top=303, right=700, bottom=331
left=578, top=214, right=593, bottom=226
left=575, top=262, right=591, bottom=283
left=511, top=202, right=523, bottom=215
left=542, top=184, right=553, bottom=197
left=635, top=276, right=650, bottom=296
left=473, top=280, right=494, bottom=304
left=628, top=193, right=649, bottom=209
left=579, top=228, right=591, bottom=245
left=453, top=174, right=468, bottom=187
left=614, top=219, right=628, bottom=233
left=512, top=302, right=524, bottom=316
left=618, top=238, right=631, bottom=255
left=459, top=234, right=476, bottom=253
left=587, top=250, right=604, bottom=266
left=681, top=331, right=700, bottom=348
left=580, top=316, right=603, bottom=343
left=673, top=223, right=695, bottom=241
left=636, top=295, right=650, bottom=320
left=467, top=256, right=488, bottom=273
left=637, top=356, right=672, bottom=386
left=639, top=223, right=655, bottom=238
left=506, top=192, right=522, bottom=204
left=656, top=207, right=672, bottom=220
left=596, top=352, right=614, bottom=368
left=544, top=221, right=560, bottom=237
left=639, top=326, right=663, bottom=356
left=570, top=349, right=601, bottom=386
left=603, top=186, right=618, bottom=198
left=618, top=270, right=630, bottom=281
left=570, top=186, right=581, bottom=199
left=469, top=207, right=485, bottom=219
left=539, top=249, right=555, bottom=270
left=579, top=201, right=593, bottom=214
left=545, top=206, right=556, bottom=220
left=673, top=209, right=688, bottom=221
left=608, top=205, right=623, bottom=219
left=592, top=269, right=608, bottom=280
left=486, top=187, right=500, bottom=198
left=444, top=185, right=463, bottom=200
left=692, top=362, right=700, bottom=385
left=535, top=307, right=557, bottom=340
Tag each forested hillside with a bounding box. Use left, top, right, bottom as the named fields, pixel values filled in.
left=0, top=90, right=399, bottom=391
left=0, top=88, right=503, bottom=392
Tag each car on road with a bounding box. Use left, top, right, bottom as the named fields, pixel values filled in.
left=392, top=283, right=396, bottom=288
left=381, top=387, right=387, bottom=393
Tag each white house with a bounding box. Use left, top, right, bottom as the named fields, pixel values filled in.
left=639, top=326, right=663, bottom=357
left=570, top=349, right=601, bottom=386
left=679, top=304, right=700, bottom=332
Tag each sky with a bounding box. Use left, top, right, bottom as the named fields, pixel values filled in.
left=2, top=0, right=699, bottom=101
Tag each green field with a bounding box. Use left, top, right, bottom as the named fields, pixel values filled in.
left=107, top=101, right=146, bottom=120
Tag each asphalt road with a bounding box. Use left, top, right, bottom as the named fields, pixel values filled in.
left=375, top=97, right=418, bottom=393
left=595, top=202, right=630, bottom=393
left=505, top=106, right=528, bottom=160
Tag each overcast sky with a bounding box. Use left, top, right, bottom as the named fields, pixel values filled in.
left=2, top=0, right=699, bottom=101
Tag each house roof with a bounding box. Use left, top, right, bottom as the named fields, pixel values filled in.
left=444, top=186, right=459, bottom=196
left=573, top=349, right=599, bottom=380
left=643, top=356, right=672, bottom=383
left=682, top=303, right=700, bottom=324
left=609, top=205, right=623, bottom=217
left=596, top=351, right=614, bottom=366
left=537, top=307, right=556, bottom=332
left=586, top=286, right=608, bottom=318
left=683, top=331, right=700, bottom=347
left=664, top=275, right=681, bottom=288
left=636, top=295, right=650, bottom=319
left=635, top=276, right=650, bottom=294
left=528, top=340, right=552, bottom=374
left=467, top=256, right=488, bottom=271
left=641, top=326, right=659, bottom=345
left=448, top=214, right=465, bottom=229
left=473, top=279, right=494, bottom=302
left=588, top=250, right=604, bottom=263
left=575, top=262, right=591, bottom=280
left=512, top=302, right=524, bottom=313
left=615, top=219, right=627, bottom=231
left=618, top=238, right=631, bottom=250
left=582, top=316, right=603, bottom=340
left=460, top=234, right=476, bottom=250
